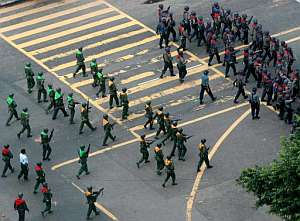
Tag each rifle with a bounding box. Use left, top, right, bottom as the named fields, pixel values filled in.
left=146, top=140, right=155, bottom=146
left=247, top=16, right=253, bottom=25
left=111, top=122, right=116, bottom=129
left=49, top=129, right=54, bottom=141
left=95, top=187, right=104, bottom=198
left=171, top=119, right=181, bottom=123
left=87, top=99, right=92, bottom=110
left=87, top=144, right=91, bottom=154
left=185, top=135, right=193, bottom=140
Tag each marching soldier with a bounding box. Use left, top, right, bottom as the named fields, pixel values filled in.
left=1, top=144, right=14, bottom=177
left=95, top=69, right=107, bottom=98
left=67, top=93, right=80, bottom=124
left=40, top=128, right=54, bottom=161
left=224, top=46, right=237, bottom=78
left=36, top=72, right=48, bottom=103
left=6, top=93, right=20, bottom=126
left=208, top=35, right=222, bottom=66
left=196, top=16, right=207, bottom=47
left=33, top=162, right=46, bottom=194
left=160, top=47, right=175, bottom=78
left=197, top=139, right=213, bottom=172
left=162, top=121, right=178, bottom=146
left=18, top=149, right=29, bottom=181
left=154, top=106, right=166, bottom=138
left=162, top=156, right=177, bottom=188
left=233, top=71, right=248, bottom=103
left=14, top=193, right=29, bottom=221
left=199, top=70, right=216, bottom=104
left=24, top=62, right=35, bottom=94
left=79, top=103, right=96, bottom=135
left=156, top=17, right=168, bottom=48
left=136, top=134, right=152, bottom=168
left=154, top=143, right=164, bottom=175
left=73, top=47, right=86, bottom=78
left=102, top=114, right=116, bottom=146
left=17, top=108, right=32, bottom=139
left=176, top=50, right=187, bottom=83
left=76, top=144, right=90, bottom=179
left=46, top=84, right=55, bottom=114
left=178, top=22, right=188, bottom=51
left=249, top=87, right=260, bottom=120
left=119, top=87, right=129, bottom=120
left=90, top=59, right=98, bottom=87
left=108, top=77, right=120, bottom=109
left=41, top=183, right=53, bottom=217
left=144, top=101, right=154, bottom=130
left=52, top=88, right=69, bottom=120
left=177, top=128, right=188, bottom=161
left=85, top=186, right=104, bottom=220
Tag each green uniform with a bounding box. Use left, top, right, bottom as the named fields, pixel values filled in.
left=102, top=118, right=115, bottom=146
left=1, top=147, right=14, bottom=177
left=46, top=87, right=55, bottom=113
left=85, top=190, right=100, bottom=219
left=154, top=146, right=164, bottom=175
left=162, top=124, right=178, bottom=150
left=52, top=91, right=68, bottom=120
left=36, top=74, right=47, bottom=103
left=6, top=96, right=19, bottom=126
left=77, top=146, right=90, bottom=178
left=67, top=95, right=79, bottom=124
left=95, top=71, right=107, bottom=97
left=41, top=187, right=53, bottom=216
left=120, top=92, right=129, bottom=119
left=197, top=143, right=211, bottom=171
left=90, top=61, right=98, bottom=87
left=41, top=130, right=53, bottom=161
left=154, top=110, right=166, bottom=137
left=108, top=80, right=120, bottom=108
left=33, top=165, right=46, bottom=194
left=73, top=49, right=86, bottom=77
left=79, top=105, right=95, bottom=134
left=25, top=65, right=35, bottom=93
left=176, top=132, right=187, bottom=160
left=136, top=139, right=150, bottom=167
left=17, top=111, right=31, bottom=138
left=144, top=103, right=154, bottom=129
left=162, top=159, right=177, bottom=187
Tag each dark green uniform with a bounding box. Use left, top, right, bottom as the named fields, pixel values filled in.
left=154, top=145, right=164, bottom=175
left=79, top=104, right=96, bottom=134
left=1, top=145, right=14, bottom=177
left=67, top=94, right=79, bottom=124
left=102, top=116, right=116, bottom=146
left=52, top=89, right=69, bottom=120
left=17, top=109, right=32, bottom=138
left=41, top=184, right=53, bottom=216
left=136, top=137, right=150, bottom=168
left=24, top=63, right=35, bottom=93
left=108, top=79, right=120, bottom=109
left=162, top=158, right=177, bottom=187
left=46, top=86, right=55, bottom=113
left=41, top=129, right=53, bottom=161
left=73, top=48, right=86, bottom=77
left=76, top=145, right=90, bottom=179
left=120, top=91, right=129, bottom=120
left=154, top=109, right=166, bottom=138
left=85, top=187, right=102, bottom=219
left=36, top=72, right=48, bottom=103
left=90, top=60, right=98, bottom=87
left=33, top=163, right=46, bottom=194
left=95, top=71, right=107, bottom=97
left=176, top=131, right=187, bottom=161
left=144, top=102, right=154, bottom=129
left=6, top=95, right=19, bottom=126
left=162, top=123, right=178, bottom=155
left=197, top=142, right=212, bottom=172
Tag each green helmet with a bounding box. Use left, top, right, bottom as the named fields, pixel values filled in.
left=25, top=62, right=31, bottom=67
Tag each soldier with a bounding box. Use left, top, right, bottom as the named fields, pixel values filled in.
left=73, top=47, right=86, bottom=78
left=119, top=88, right=129, bottom=120
left=24, top=62, right=35, bottom=94
left=33, top=162, right=46, bottom=194
left=178, top=22, right=188, bottom=51
left=233, top=71, right=248, bottom=103
left=144, top=101, right=154, bottom=130
left=18, top=149, right=28, bottom=181
left=95, top=69, right=107, bottom=98
left=76, top=144, right=90, bottom=179
left=108, top=77, right=120, bottom=109
left=162, top=156, right=177, bottom=188
left=52, top=88, right=69, bottom=120
left=154, top=106, right=166, bottom=138
left=249, top=87, right=260, bottom=120
left=40, top=128, right=54, bottom=161
left=162, top=121, right=178, bottom=146
left=136, top=134, right=152, bottom=168
left=46, top=84, right=55, bottom=114
left=177, top=128, right=188, bottom=161
left=17, top=108, right=32, bottom=139
left=167, top=12, right=177, bottom=42
left=6, top=93, right=20, bottom=126
left=197, top=139, right=213, bottom=172
left=262, top=31, right=272, bottom=62
left=1, top=144, right=14, bottom=177
left=41, top=183, right=53, bottom=217
left=224, top=46, right=237, bottom=78
left=245, top=50, right=258, bottom=83
left=208, top=35, right=222, bottom=66
left=189, top=11, right=198, bottom=42
left=199, top=70, right=217, bottom=104
left=154, top=143, right=164, bottom=175
left=160, top=47, right=175, bottom=78
left=177, top=50, right=187, bottom=83
left=182, top=5, right=191, bottom=36
left=90, top=59, right=98, bottom=87
left=79, top=103, right=96, bottom=135
left=156, top=17, right=168, bottom=49
left=243, top=49, right=249, bottom=75
left=85, top=187, right=104, bottom=220
left=261, top=70, right=273, bottom=105
left=196, top=16, right=207, bottom=47
left=14, top=193, right=29, bottom=221
left=36, top=72, right=48, bottom=103
left=67, top=93, right=80, bottom=124
left=102, top=114, right=116, bottom=146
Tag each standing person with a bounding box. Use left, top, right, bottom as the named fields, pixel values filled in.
left=90, top=59, right=98, bottom=87
left=46, top=84, right=55, bottom=114
left=156, top=17, right=168, bottom=49
left=6, top=93, right=19, bottom=126
left=33, top=162, right=46, bottom=194
left=144, top=101, right=154, bottom=130
left=108, top=77, right=120, bottom=109
left=95, top=69, right=107, bottom=98
left=249, top=87, right=260, bottom=120
left=76, top=144, right=90, bottom=179
left=233, top=71, right=248, bottom=103
left=162, top=156, right=177, bottom=188
left=18, top=149, right=29, bottom=181
left=119, top=87, right=129, bottom=120
left=85, top=187, right=104, bottom=220
left=154, top=144, right=164, bottom=175
left=52, top=88, right=69, bottom=120
left=167, top=13, right=177, bottom=42
left=41, top=183, right=53, bottom=217
left=136, top=135, right=152, bottom=168
left=1, top=144, right=14, bottom=177
left=40, top=128, right=54, bottom=161
left=36, top=72, right=48, bottom=103
left=14, top=193, right=29, bottom=221
left=154, top=106, right=166, bottom=139
left=197, top=139, right=213, bottom=172
left=208, top=35, right=222, bottom=66
left=73, top=47, right=86, bottom=78
left=160, top=47, right=175, bottom=78
left=17, top=108, right=32, bottom=139
left=24, top=62, right=35, bottom=94
left=67, top=93, right=80, bottom=124
left=102, top=114, right=116, bottom=146
left=176, top=50, right=187, bottom=83
left=79, top=103, right=96, bottom=135
left=199, top=70, right=217, bottom=104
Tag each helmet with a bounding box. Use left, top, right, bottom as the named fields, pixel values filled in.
left=23, top=108, right=28, bottom=112
left=146, top=101, right=151, bottom=105
left=122, top=87, right=127, bottom=92
left=264, top=31, right=269, bottom=36
left=204, top=70, right=209, bottom=75
left=159, top=4, right=163, bottom=9
left=92, top=58, right=96, bottom=63
left=253, top=18, right=257, bottom=24
left=242, top=14, right=247, bottom=18
left=80, top=145, right=85, bottom=150
left=165, top=47, right=170, bottom=52
left=184, top=6, right=189, bottom=11
left=252, top=87, right=257, bottom=92
left=158, top=106, right=163, bottom=111
left=103, top=114, right=108, bottom=119
left=178, top=128, right=183, bottom=133
left=38, top=72, right=43, bottom=76
left=68, top=93, right=73, bottom=97
left=25, top=62, right=31, bottom=67
left=198, top=16, right=203, bottom=20
left=191, top=11, right=196, bottom=16
left=82, top=103, right=87, bottom=107
left=201, top=139, right=206, bottom=144
left=110, top=77, right=115, bottom=81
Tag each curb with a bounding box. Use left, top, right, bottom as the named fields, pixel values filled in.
left=0, top=0, right=25, bottom=7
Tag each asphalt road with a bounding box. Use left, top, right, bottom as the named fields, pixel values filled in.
left=0, top=0, right=299, bottom=221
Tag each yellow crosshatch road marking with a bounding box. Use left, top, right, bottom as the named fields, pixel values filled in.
left=121, top=71, right=155, bottom=84
left=0, top=0, right=80, bottom=24
left=40, top=28, right=148, bottom=62
left=29, top=21, right=137, bottom=56
left=0, top=0, right=36, bottom=14
left=8, top=7, right=114, bottom=40
left=287, top=36, right=300, bottom=43
left=16, top=14, right=126, bottom=48
left=0, top=1, right=105, bottom=33
left=51, top=35, right=158, bottom=71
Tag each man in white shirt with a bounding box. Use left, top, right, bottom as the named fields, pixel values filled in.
left=18, top=149, right=29, bottom=181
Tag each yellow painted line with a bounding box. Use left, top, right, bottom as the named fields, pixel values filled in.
left=30, top=21, right=136, bottom=56
left=41, top=28, right=147, bottom=63
left=272, top=26, right=300, bottom=37
left=121, top=71, right=155, bottom=84
left=71, top=182, right=119, bottom=221
left=186, top=109, right=251, bottom=221
left=72, top=79, right=94, bottom=88
left=1, top=1, right=106, bottom=33
left=0, top=0, right=79, bottom=24
left=17, top=14, right=126, bottom=48
left=9, top=7, right=114, bottom=40
left=286, top=35, right=300, bottom=43
left=51, top=35, right=158, bottom=72
left=0, top=0, right=35, bottom=14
